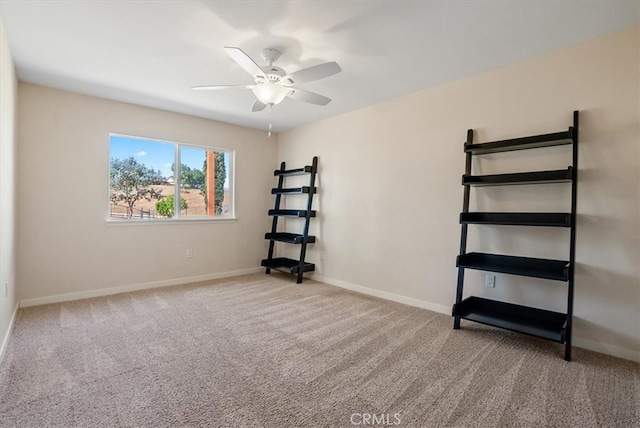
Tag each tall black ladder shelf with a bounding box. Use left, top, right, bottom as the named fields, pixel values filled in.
left=261, top=156, right=318, bottom=284
left=453, top=111, right=578, bottom=361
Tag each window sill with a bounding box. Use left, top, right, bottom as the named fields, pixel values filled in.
left=105, top=217, right=238, bottom=226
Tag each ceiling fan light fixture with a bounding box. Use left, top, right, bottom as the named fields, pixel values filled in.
left=252, top=83, right=289, bottom=106
left=198, top=46, right=340, bottom=111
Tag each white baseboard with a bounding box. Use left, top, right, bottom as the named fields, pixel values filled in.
left=0, top=301, right=19, bottom=362
left=311, top=273, right=639, bottom=363
left=310, top=273, right=451, bottom=315
left=573, top=336, right=639, bottom=363
left=19, top=267, right=262, bottom=308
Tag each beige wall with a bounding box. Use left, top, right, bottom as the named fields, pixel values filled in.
left=278, top=27, right=640, bottom=360
left=0, top=18, right=18, bottom=356
left=17, top=84, right=276, bottom=303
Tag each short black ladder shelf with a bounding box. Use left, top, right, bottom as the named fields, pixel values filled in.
left=453, top=111, right=578, bottom=361
left=261, top=156, right=318, bottom=284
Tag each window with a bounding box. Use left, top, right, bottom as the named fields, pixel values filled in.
left=108, top=134, right=233, bottom=221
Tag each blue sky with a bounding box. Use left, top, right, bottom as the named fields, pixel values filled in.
left=110, top=135, right=230, bottom=185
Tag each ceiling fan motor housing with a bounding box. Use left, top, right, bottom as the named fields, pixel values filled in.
left=256, top=65, right=285, bottom=84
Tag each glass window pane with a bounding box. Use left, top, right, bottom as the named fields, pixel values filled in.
left=109, top=135, right=174, bottom=220
left=179, top=147, right=232, bottom=218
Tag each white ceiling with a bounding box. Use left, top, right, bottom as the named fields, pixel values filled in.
left=1, top=1, right=638, bottom=133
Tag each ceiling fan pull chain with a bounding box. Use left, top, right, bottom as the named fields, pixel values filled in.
left=268, top=105, right=273, bottom=138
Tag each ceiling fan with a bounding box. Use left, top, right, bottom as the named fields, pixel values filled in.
left=193, top=47, right=342, bottom=112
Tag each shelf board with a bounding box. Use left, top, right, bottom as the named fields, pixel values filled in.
left=261, top=257, right=315, bottom=274
left=274, top=166, right=313, bottom=176
left=264, top=232, right=316, bottom=244
left=463, top=167, right=572, bottom=186
left=465, top=129, right=573, bottom=154
left=460, top=212, right=571, bottom=227
left=271, top=186, right=316, bottom=195
left=457, top=252, right=570, bottom=281
left=453, top=297, right=567, bottom=343
left=268, top=209, right=316, bottom=218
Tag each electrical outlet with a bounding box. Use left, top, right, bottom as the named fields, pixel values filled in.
left=186, top=249, right=193, bottom=259
left=485, top=274, right=496, bottom=288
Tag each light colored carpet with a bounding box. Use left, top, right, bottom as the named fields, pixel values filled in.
left=0, top=273, right=638, bottom=427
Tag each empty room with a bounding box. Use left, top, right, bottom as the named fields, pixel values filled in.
left=0, top=1, right=638, bottom=427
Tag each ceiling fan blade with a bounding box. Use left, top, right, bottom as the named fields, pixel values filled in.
left=287, top=88, right=332, bottom=106
left=282, top=62, right=341, bottom=86
left=192, top=84, right=254, bottom=90
left=252, top=100, right=267, bottom=112
left=224, top=46, right=267, bottom=80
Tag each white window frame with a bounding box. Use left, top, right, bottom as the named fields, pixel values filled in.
left=107, top=133, right=236, bottom=224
